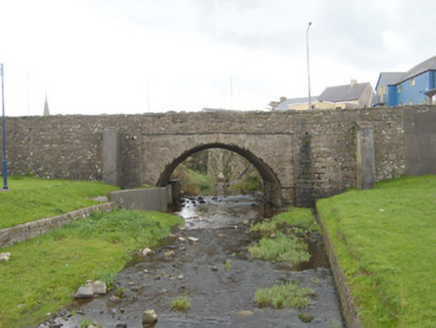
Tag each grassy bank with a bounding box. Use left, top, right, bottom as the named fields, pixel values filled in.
left=317, top=175, right=436, bottom=327
left=0, top=176, right=119, bottom=229
left=0, top=210, right=183, bottom=328
left=171, top=164, right=217, bottom=195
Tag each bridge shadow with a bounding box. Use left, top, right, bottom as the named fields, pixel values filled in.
left=155, top=143, right=283, bottom=206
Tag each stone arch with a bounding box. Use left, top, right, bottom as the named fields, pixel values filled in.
left=156, top=142, right=282, bottom=206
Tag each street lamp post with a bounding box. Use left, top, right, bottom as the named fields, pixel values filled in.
left=1, top=63, right=8, bottom=190
left=306, top=22, right=312, bottom=110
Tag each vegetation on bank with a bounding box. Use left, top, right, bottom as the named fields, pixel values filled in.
left=171, top=164, right=217, bottom=195
left=317, top=175, right=436, bottom=327
left=0, top=176, right=119, bottom=229
left=0, top=209, right=183, bottom=328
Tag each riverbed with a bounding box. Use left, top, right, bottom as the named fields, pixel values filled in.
left=39, top=195, right=343, bottom=328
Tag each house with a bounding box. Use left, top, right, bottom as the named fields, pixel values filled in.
left=274, top=80, right=374, bottom=111
left=375, top=55, right=436, bottom=106
left=274, top=96, right=319, bottom=111
left=318, top=80, right=375, bottom=109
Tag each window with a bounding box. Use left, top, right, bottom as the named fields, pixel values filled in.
left=398, top=85, right=401, bottom=93
left=409, top=100, right=413, bottom=105
left=410, top=79, right=415, bottom=86
left=399, top=102, right=402, bottom=106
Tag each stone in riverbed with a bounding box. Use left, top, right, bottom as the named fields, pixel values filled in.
left=141, top=248, right=153, bottom=256
left=142, top=309, right=158, bottom=326
left=164, top=250, right=175, bottom=257
left=74, top=286, right=94, bottom=299
left=237, top=310, right=254, bottom=317
left=87, top=280, right=107, bottom=295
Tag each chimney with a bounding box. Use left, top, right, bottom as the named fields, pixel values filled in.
left=350, top=79, right=357, bottom=87
left=280, top=96, right=287, bottom=102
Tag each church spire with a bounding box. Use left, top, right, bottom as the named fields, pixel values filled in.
left=43, top=93, right=50, bottom=116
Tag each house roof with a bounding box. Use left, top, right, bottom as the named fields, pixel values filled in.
left=377, top=56, right=436, bottom=87
left=377, top=72, right=405, bottom=86
left=275, top=96, right=319, bottom=111
left=319, top=82, right=371, bottom=102
left=402, top=55, right=436, bottom=82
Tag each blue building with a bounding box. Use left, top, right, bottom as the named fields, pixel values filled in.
left=375, top=56, right=436, bottom=106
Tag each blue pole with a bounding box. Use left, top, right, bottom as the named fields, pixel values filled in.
left=1, top=63, right=8, bottom=190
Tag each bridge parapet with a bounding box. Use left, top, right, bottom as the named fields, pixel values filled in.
left=1, top=106, right=435, bottom=206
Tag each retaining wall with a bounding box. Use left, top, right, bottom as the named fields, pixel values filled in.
left=0, top=202, right=116, bottom=248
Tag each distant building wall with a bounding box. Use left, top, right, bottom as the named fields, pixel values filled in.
left=397, top=72, right=432, bottom=106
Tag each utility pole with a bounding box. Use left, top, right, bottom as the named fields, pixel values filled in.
left=1, top=63, right=8, bottom=190
left=306, top=22, right=312, bottom=110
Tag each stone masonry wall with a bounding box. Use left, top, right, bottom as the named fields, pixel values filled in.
left=0, top=106, right=435, bottom=206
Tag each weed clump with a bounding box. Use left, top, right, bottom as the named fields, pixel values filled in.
left=171, top=294, right=191, bottom=312
left=249, top=231, right=310, bottom=264
left=254, top=281, right=314, bottom=309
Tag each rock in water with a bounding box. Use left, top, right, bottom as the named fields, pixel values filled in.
left=237, top=310, right=254, bottom=317
left=164, top=250, right=175, bottom=257
left=142, top=309, right=158, bottom=326
left=87, top=280, right=107, bottom=295
left=188, top=237, right=199, bottom=243
left=74, top=286, right=94, bottom=299
left=141, top=248, right=153, bottom=256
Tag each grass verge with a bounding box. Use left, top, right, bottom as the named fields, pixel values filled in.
left=0, top=176, right=119, bottom=229
left=0, top=209, right=183, bottom=328
left=317, top=175, right=436, bottom=327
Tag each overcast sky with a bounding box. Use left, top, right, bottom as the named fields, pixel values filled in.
left=0, top=0, right=435, bottom=116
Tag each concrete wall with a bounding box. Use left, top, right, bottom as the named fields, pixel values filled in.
left=110, top=187, right=168, bottom=212
left=1, top=106, right=435, bottom=206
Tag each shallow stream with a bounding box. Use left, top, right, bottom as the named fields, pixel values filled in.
left=40, top=195, right=343, bottom=328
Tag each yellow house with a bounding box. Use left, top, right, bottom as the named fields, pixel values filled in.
left=274, top=80, right=375, bottom=111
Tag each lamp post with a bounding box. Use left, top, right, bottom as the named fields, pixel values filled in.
left=1, top=63, right=8, bottom=190
left=306, top=22, right=312, bottom=110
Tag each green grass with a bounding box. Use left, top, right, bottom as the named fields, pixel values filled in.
left=317, top=175, right=436, bottom=327
left=0, top=176, right=119, bottom=229
left=251, top=207, right=316, bottom=235
left=249, top=207, right=316, bottom=264
left=253, top=281, right=314, bottom=309
left=249, top=231, right=310, bottom=264
left=228, top=175, right=263, bottom=194
left=171, top=294, right=192, bottom=312
left=0, top=209, right=183, bottom=328
left=171, top=164, right=216, bottom=195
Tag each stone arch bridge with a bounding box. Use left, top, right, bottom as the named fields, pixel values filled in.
left=2, top=106, right=436, bottom=206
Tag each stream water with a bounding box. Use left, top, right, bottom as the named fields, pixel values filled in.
left=39, top=195, right=343, bottom=328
